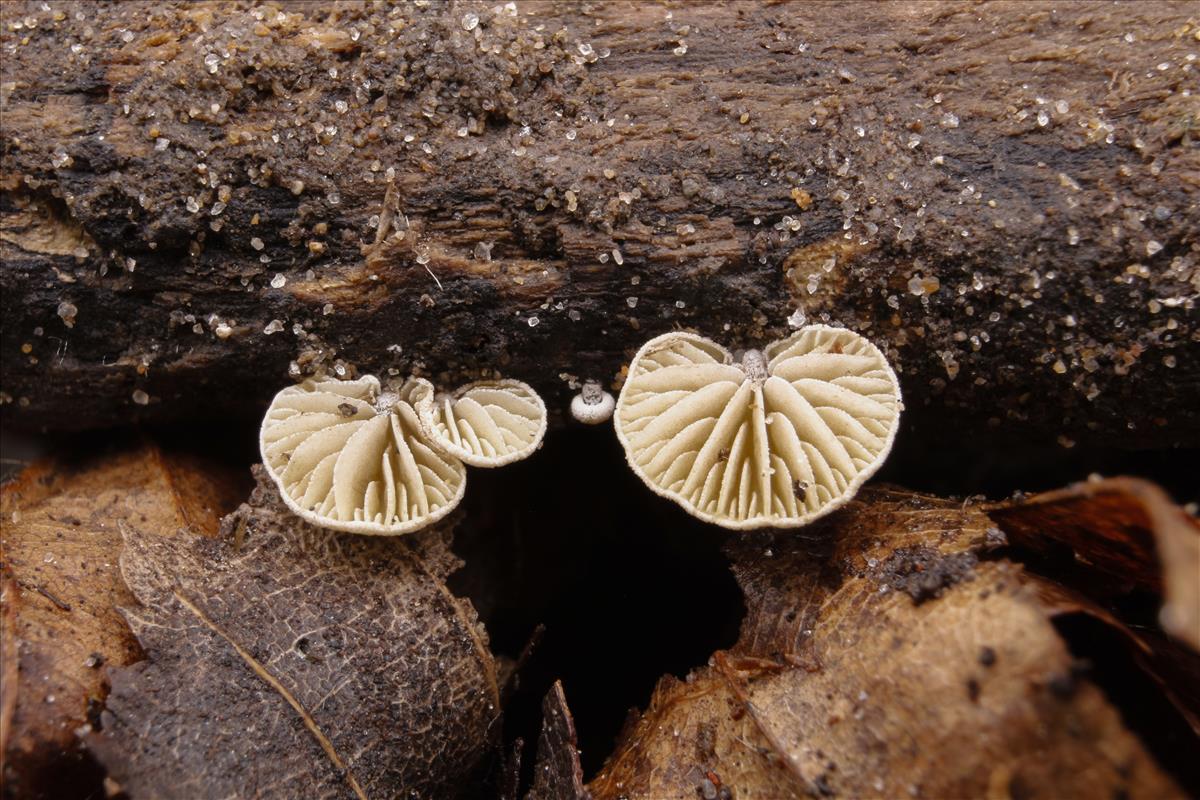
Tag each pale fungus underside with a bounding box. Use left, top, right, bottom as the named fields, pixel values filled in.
left=615, top=326, right=902, bottom=530
left=260, top=374, right=546, bottom=534
left=1, top=4, right=1197, bottom=799
left=412, top=378, right=548, bottom=467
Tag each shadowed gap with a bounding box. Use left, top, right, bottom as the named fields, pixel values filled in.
left=1051, top=614, right=1200, bottom=796
left=449, top=426, right=746, bottom=787
left=878, top=425, right=1199, bottom=506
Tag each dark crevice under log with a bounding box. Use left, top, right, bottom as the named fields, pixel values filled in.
left=1, top=1, right=1196, bottom=448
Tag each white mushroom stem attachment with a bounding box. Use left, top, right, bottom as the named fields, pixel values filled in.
left=570, top=380, right=615, bottom=425
left=740, top=349, right=768, bottom=382
left=374, top=390, right=400, bottom=414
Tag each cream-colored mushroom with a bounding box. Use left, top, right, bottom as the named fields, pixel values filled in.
left=411, top=378, right=547, bottom=467
left=570, top=380, right=615, bottom=425
left=614, top=325, right=902, bottom=530
left=259, top=375, right=466, bottom=535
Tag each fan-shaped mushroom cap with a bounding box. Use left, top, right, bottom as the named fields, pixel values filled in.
left=259, top=375, right=467, bottom=535
left=614, top=326, right=902, bottom=530
left=411, top=378, right=547, bottom=467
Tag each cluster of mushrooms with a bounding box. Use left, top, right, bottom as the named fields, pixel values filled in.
left=260, top=324, right=902, bottom=533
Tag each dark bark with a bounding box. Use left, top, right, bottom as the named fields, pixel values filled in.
left=1, top=1, right=1196, bottom=448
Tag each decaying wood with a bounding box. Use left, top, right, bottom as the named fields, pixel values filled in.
left=989, top=476, right=1200, bottom=651
left=1, top=1, right=1197, bottom=445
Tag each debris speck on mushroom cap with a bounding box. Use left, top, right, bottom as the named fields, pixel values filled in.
left=614, top=325, right=902, bottom=531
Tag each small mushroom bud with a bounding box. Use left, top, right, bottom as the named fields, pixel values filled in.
left=570, top=380, right=615, bottom=425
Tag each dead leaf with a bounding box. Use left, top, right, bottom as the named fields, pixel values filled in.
left=0, top=444, right=244, bottom=798
left=85, top=466, right=501, bottom=799
left=578, top=487, right=1185, bottom=800
left=0, top=569, right=19, bottom=759
left=988, top=477, right=1200, bottom=752
left=527, top=682, right=590, bottom=800
left=987, top=477, right=1200, bottom=650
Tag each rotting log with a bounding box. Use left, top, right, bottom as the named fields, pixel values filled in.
left=1, top=1, right=1197, bottom=447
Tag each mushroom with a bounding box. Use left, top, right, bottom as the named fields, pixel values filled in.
left=570, top=380, right=616, bottom=425
left=614, top=325, right=902, bottom=530
left=260, top=375, right=467, bottom=535
left=410, top=377, right=548, bottom=467
left=260, top=372, right=548, bottom=534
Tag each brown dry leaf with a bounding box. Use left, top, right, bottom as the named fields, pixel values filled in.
left=527, top=682, right=590, bottom=800
left=85, top=466, right=501, bottom=799
left=579, top=487, right=1184, bottom=800
left=988, top=478, right=1200, bottom=750
left=1, top=569, right=19, bottom=765
left=987, top=477, right=1200, bottom=651
left=0, top=444, right=244, bottom=798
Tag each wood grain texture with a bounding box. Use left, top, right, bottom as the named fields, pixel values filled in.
left=0, top=1, right=1196, bottom=448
